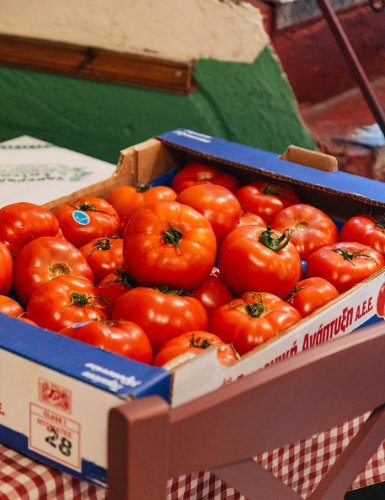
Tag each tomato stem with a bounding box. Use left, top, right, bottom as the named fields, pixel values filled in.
left=163, top=225, right=183, bottom=254
left=189, top=333, right=214, bottom=349
left=70, top=292, right=91, bottom=306
left=370, top=213, right=385, bottom=230
left=285, top=284, right=305, bottom=303
left=331, top=247, right=378, bottom=266
left=259, top=226, right=293, bottom=252
left=156, top=285, right=188, bottom=296
left=135, top=183, right=150, bottom=193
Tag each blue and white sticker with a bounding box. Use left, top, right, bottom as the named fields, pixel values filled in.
left=72, top=210, right=90, bottom=225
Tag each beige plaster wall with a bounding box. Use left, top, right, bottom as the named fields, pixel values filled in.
left=0, top=0, right=269, bottom=62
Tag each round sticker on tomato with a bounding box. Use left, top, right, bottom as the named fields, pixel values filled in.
left=72, top=210, right=90, bottom=225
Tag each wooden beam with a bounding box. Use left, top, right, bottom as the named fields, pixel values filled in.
left=0, top=34, right=194, bottom=93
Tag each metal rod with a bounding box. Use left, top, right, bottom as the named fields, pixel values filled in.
left=316, top=0, right=385, bottom=137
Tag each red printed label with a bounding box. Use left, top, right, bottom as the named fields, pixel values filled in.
left=29, top=403, right=81, bottom=471
left=38, top=378, right=72, bottom=414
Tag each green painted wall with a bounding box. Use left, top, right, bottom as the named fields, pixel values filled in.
left=0, top=46, right=315, bottom=163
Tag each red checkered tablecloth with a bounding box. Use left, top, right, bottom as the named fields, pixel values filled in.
left=1, top=412, right=385, bottom=499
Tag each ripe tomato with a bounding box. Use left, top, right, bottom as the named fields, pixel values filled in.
left=27, top=275, right=109, bottom=332
left=79, top=236, right=123, bottom=283
left=18, top=315, right=38, bottom=326
left=285, top=276, right=339, bottom=317
left=54, top=196, right=120, bottom=247
left=235, top=180, right=300, bottom=224
left=218, top=225, right=302, bottom=298
left=0, top=295, right=24, bottom=317
left=95, top=267, right=136, bottom=311
left=176, top=184, right=242, bottom=247
left=153, top=331, right=238, bottom=367
left=112, top=287, right=208, bottom=353
left=237, top=211, right=266, bottom=228
left=59, top=320, right=153, bottom=364
left=306, top=242, right=385, bottom=294
left=172, top=162, right=240, bottom=194
left=123, top=201, right=217, bottom=291
left=339, top=214, right=385, bottom=257
left=107, top=184, right=177, bottom=233
left=209, top=292, right=301, bottom=355
left=0, top=241, right=13, bottom=295
left=376, top=281, right=385, bottom=317
left=192, top=267, right=234, bottom=318
left=14, top=236, right=94, bottom=306
left=271, top=204, right=339, bottom=261
left=0, top=202, right=61, bottom=256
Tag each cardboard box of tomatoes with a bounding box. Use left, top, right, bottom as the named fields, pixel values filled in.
left=1, top=128, right=385, bottom=487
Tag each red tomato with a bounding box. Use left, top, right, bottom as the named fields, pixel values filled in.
left=18, top=315, right=38, bottom=326
left=14, top=236, right=94, bottom=306
left=235, top=180, right=300, bottom=224
left=376, top=281, right=385, bottom=317
left=237, top=211, right=266, bottom=228
left=0, top=202, right=61, bottom=256
left=339, top=214, right=385, bottom=257
left=95, top=267, right=136, bottom=311
left=27, top=275, right=109, bottom=332
left=172, top=163, right=240, bottom=194
left=0, top=295, right=24, bottom=317
left=54, top=196, right=120, bottom=247
left=176, top=184, right=242, bottom=247
left=209, top=292, right=301, bottom=355
left=153, top=331, right=238, bottom=367
left=123, top=201, right=217, bottom=291
left=59, top=320, right=153, bottom=363
left=107, top=184, right=177, bottom=232
left=112, top=287, right=208, bottom=353
left=218, top=225, right=302, bottom=299
left=0, top=241, right=13, bottom=295
left=192, top=267, right=234, bottom=318
left=271, top=204, right=339, bottom=261
left=306, top=242, right=385, bottom=294
left=79, top=236, right=123, bottom=283
left=285, top=276, right=339, bottom=317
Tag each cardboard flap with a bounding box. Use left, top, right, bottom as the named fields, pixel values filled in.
left=280, top=145, right=338, bottom=172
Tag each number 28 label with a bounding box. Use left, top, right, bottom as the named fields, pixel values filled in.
left=29, top=403, right=81, bottom=471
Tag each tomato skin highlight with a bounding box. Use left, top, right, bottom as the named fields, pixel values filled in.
left=172, top=163, right=240, bottom=194
left=0, top=202, right=61, bottom=256
left=59, top=320, right=153, bottom=364
left=54, top=196, right=120, bottom=248
left=122, top=201, right=217, bottom=291
left=176, top=184, right=242, bottom=248
left=235, top=180, right=300, bottom=224
left=27, top=275, right=108, bottom=332
left=218, top=225, right=302, bottom=299
left=14, top=236, right=94, bottom=307
left=306, top=242, right=385, bottom=294
left=339, top=214, right=385, bottom=257
left=271, top=204, right=339, bottom=261
left=111, top=287, right=209, bottom=353
left=209, top=292, right=301, bottom=355
left=153, top=331, right=238, bottom=367
left=285, top=276, right=339, bottom=318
